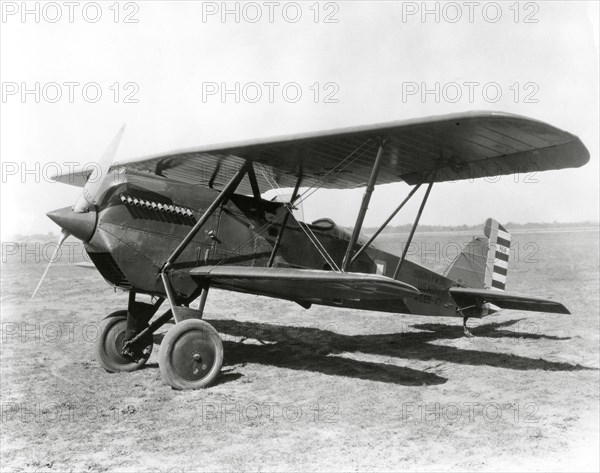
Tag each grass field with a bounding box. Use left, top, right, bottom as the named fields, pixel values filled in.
left=1, top=228, right=599, bottom=472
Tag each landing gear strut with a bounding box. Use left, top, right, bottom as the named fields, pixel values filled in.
left=95, top=310, right=153, bottom=372
left=96, top=284, right=223, bottom=389
left=95, top=292, right=162, bottom=373
left=152, top=165, right=250, bottom=389
left=463, top=314, right=473, bottom=338
left=155, top=282, right=224, bottom=389
left=98, top=164, right=247, bottom=387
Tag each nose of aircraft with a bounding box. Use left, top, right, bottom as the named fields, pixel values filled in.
left=46, top=206, right=97, bottom=242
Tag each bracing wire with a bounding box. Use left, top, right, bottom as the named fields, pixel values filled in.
left=213, top=137, right=380, bottom=270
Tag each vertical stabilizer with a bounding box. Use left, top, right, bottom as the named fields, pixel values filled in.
left=446, top=219, right=511, bottom=290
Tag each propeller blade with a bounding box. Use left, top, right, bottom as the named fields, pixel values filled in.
left=73, top=124, right=125, bottom=213
left=30, top=231, right=70, bottom=300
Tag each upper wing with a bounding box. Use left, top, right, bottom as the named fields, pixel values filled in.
left=449, top=287, right=570, bottom=314
left=52, top=111, right=589, bottom=193
left=188, top=266, right=420, bottom=302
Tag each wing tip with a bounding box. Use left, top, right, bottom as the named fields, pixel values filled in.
left=570, top=136, right=591, bottom=168
left=555, top=304, right=571, bottom=315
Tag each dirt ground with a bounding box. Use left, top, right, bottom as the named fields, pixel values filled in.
left=1, top=228, right=599, bottom=472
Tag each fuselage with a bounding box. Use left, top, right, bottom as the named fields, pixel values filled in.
left=78, top=171, right=460, bottom=317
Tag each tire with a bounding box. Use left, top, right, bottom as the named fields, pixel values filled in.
left=158, top=319, right=223, bottom=390
left=95, top=310, right=153, bottom=373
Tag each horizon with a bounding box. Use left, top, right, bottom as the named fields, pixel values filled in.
left=4, top=219, right=598, bottom=243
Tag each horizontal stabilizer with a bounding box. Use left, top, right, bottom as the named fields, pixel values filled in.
left=188, top=266, right=420, bottom=302
left=450, top=287, right=570, bottom=314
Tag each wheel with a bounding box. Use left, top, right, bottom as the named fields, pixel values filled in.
left=158, top=319, right=223, bottom=390
left=95, top=310, right=153, bottom=373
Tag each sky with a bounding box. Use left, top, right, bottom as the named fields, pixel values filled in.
left=1, top=0, right=598, bottom=240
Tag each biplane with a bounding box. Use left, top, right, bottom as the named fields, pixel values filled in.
left=34, top=111, right=590, bottom=389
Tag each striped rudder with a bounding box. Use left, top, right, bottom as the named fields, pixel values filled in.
left=484, top=218, right=511, bottom=291
left=445, top=218, right=511, bottom=291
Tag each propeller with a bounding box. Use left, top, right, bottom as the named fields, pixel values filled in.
left=30, top=230, right=71, bottom=300
left=31, top=125, right=125, bottom=300
left=73, top=124, right=125, bottom=213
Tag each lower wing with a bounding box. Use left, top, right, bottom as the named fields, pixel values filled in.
left=188, top=266, right=420, bottom=304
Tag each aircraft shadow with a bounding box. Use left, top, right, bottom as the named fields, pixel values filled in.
left=200, top=318, right=593, bottom=385
left=153, top=322, right=446, bottom=386
left=221, top=339, right=446, bottom=386
left=412, top=319, right=571, bottom=342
